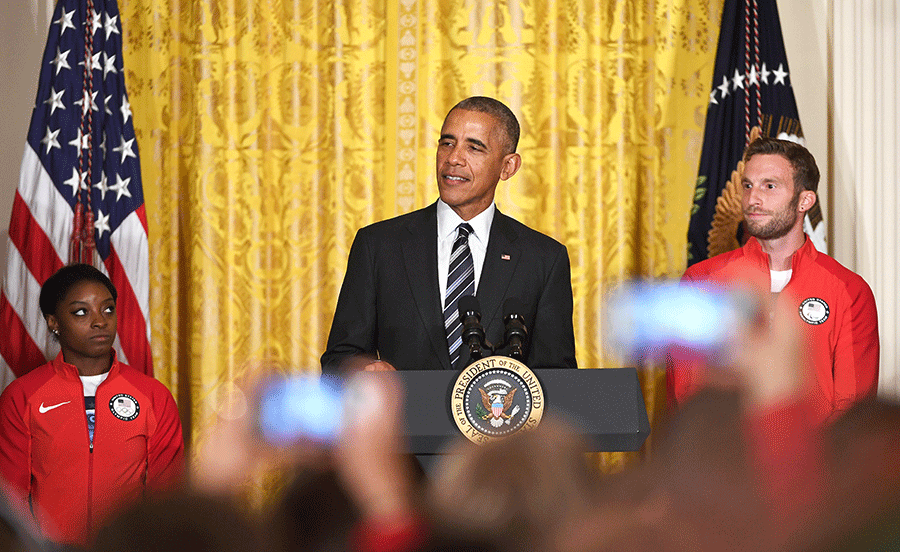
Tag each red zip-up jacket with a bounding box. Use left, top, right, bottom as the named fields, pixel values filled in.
left=667, top=237, right=880, bottom=424
left=0, top=352, right=184, bottom=545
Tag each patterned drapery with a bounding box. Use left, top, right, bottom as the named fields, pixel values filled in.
left=120, top=0, right=720, bottom=474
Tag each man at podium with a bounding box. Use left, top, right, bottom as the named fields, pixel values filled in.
left=322, top=97, right=577, bottom=372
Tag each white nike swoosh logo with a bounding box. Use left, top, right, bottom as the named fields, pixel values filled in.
left=38, top=401, right=71, bottom=414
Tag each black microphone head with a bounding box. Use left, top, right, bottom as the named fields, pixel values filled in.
left=458, top=295, right=481, bottom=320
left=502, top=297, right=526, bottom=322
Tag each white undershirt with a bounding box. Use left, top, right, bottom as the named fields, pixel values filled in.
left=80, top=372, right=109, bottom=397
left=436, top=200, right=494, bottom=302
left=770, top=269, right=793, bottom=293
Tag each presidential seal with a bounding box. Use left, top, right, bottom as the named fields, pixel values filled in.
left=451, top=356, right=544, bottom=445
left=799, top=297, right=830, bottom=325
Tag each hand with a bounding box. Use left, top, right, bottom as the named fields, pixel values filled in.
left=730, top=291, right=808, bottom=411
left=363, top=360, right=397, bottom=372
left=191, top=368, right=327, bottom=495
left=333, top=371, right=414, bottom=521
left=339, top=355, right=397, bottom=372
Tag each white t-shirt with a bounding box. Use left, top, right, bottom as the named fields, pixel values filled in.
left=770, top=269, right=793, bottom=293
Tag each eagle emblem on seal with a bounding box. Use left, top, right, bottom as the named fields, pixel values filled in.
left=479, top=388, right=519, bottom=428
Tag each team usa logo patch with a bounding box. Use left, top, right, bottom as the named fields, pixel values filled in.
left=109, top=394, right=140, bottom=421
left=451, top=356, right=544, bottom=444
left=799, top=297, right=830, bottom=325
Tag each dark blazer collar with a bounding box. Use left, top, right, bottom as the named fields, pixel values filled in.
left=400, top=204, right=451, bottom=369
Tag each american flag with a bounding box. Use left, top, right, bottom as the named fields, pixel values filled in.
left=0, top=0, right=152, bottom=387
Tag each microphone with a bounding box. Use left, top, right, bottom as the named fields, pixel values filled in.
left=458, top=295, right=491, bottom=361
left=502, top=297, right=528, bottom=362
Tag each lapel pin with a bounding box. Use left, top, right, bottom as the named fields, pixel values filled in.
left=501, top=254, right=511, bottom=261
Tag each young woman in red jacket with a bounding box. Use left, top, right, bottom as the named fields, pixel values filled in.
left=0, top=264, right=184, bottom=547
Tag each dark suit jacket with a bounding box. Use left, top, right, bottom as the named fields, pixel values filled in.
left=321, top=203, right=577, bottom=371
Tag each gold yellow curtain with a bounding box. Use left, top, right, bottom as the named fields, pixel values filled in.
left=121, top=0, right=721, bottom=471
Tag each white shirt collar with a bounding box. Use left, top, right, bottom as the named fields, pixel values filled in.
left=436, top=199, right=495, bottom=243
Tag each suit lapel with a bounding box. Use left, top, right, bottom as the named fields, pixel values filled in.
left=478, top=211, right=520, bottom=335
left=401, top=204, right=452, bottom=370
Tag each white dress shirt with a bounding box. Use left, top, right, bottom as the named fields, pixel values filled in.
left=436, top=199, right=494, bottom=304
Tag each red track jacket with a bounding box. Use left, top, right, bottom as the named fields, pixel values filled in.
left=667, top=237, right=880, bottom=423
left=0, top=352, right=184, bottom=545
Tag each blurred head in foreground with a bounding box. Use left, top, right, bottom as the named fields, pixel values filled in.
left=428, top=418, right=599, bottom=552
left=266, top=468, right=359, bottom=552
left=91, top=492, right=259, bottom=552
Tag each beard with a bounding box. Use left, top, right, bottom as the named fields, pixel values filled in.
left=744, top=193, right=801, bottom=240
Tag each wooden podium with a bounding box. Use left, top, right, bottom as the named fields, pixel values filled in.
left=394, top=368, right=650, bottom=454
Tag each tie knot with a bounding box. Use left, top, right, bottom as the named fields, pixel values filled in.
left=457, top=223, right=473, bottom=239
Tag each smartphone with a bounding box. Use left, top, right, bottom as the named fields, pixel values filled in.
left=255, top=373, right=346, bottom=446
left=602, top=281, right=759, bottom=362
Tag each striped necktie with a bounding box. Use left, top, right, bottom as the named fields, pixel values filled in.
left=444, top=223, right=475, bottom=369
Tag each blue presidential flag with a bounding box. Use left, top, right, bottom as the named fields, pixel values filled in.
left=686, top=0, right=824, bottom=266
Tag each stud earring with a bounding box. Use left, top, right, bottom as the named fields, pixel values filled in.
left=52, top=329, right=59, bottom=336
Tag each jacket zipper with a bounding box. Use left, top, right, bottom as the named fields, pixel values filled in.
left=87, top=442, right=94, bottom=536
left=86, top=379, right=101, bottom=538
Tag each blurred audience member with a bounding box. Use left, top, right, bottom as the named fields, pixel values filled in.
left=557, top=291, right=829, bottom=552
left=91, top=492, right=259, bottom=552
left=428, top=418, right=599, bottom=552
left=791, top=400, right=900, bottom=552
left=192, top=368, right=431, bottom=552
left=334, top=372, right=430, bottom=552
left=0, top=486, right=45, bottom=552
left=265, top=468, right=359, bottom=552
left=554, top=388, right=767, bottom=552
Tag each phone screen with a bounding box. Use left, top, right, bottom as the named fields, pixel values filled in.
left=256, top=374, right=344, bottom=446
left=603, top=281, right=757, bottom=362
